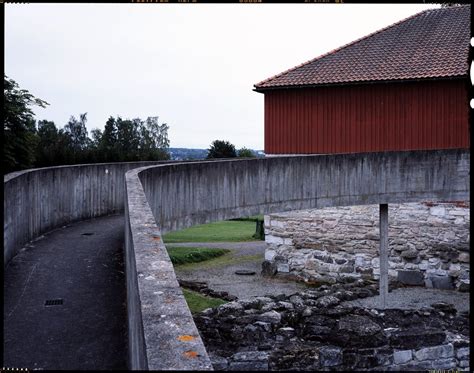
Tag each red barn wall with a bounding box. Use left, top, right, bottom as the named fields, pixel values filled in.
left=264, top=79, right=469, bottom=154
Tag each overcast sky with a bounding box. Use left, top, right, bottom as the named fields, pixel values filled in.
left=5, top=3, right=438, bottom=150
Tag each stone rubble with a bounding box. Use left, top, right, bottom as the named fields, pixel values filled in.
left=193, top=280, right=470, bottom=371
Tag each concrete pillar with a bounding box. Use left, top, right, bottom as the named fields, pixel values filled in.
left=379, top=204, right=389, bottom=309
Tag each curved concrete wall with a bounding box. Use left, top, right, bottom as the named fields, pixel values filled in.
left=124, top=149, right=469, bottom=371
left=4, top=161, right=166, bottom=266
left=125, top=167, right=213, bottom=370
left=138, top=149, right=469, bottom=234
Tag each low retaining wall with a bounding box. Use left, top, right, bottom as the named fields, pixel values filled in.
left=137, top=149, right=469, bottom=235
left=124, top=168, right=213, bottom=370
left=264, top=202, right=470, bottom=290
left=4, top=161, right=165, bottom=266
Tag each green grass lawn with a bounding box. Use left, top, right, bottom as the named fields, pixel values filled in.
left=168, top=247, right=230, bottom=312
left=163, top=220, right=258, bottom=243
left=165, top=218, right=263, bottom=313
left=181, top=288, right=228, bottom=313
left=166, top=246, right=230, bottom=266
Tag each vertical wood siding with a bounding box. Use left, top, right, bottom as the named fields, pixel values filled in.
left=264, top=79, right=469, bottom=154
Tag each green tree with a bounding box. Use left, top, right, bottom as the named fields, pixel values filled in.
left=35, top=120, right=77, bottom=166
left=116, top=117, right=140, bottom=161
left=86, top=128, right=103, bottom=163
left=237, top=147, right=256, bottom=158
left=56, top=128, right=75, bottom=165
left=98, top=117, right=119, bottom=162
left=95, top=115, right=170, bottom=162
left=90, top=128, right=103, bottom=150
left=64, top=113, right=91, bottom=156
left=144, top=116, right=170, bottom=149
left=206, top=140, right=237, bottom=159
left=3, top=75, right=48, bottom=173
left=61, top=113, right=91, bottom=164
left=139, top=116, right=170, bottom=160
left=35, top=120, right=59, bottom=167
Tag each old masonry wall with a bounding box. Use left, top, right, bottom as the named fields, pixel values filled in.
left=264, top=202, right=469, bottom=291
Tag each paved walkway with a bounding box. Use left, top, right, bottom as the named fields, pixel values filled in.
left=3, top=215, right=127, bottom=370
left=170, top=241, right=307, bottom=299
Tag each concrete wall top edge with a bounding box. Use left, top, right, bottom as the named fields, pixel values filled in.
left=124, top=162, right=213, bottom=370
left=4, top=160, right=172, bottom=183
left=4, top=157, right=253, bottom=184
left=131, top=149, right=469, bottom=235
left=5, top=148, right=468, bottom=183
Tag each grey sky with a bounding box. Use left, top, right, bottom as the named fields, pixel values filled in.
left=5, top=3, right=438, bottom=150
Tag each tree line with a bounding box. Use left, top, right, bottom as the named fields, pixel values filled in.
left=4, top=75, right=170, bottom=174
left=4, top=75, right=258, bottom=175
left=206, top=140, right=256, bottom=159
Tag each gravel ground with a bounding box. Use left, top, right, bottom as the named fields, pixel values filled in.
left=342, top=287, right=470, bottom=312
left=171, top=241, right=307, bottom=299
left=171, top=241, right=470, bottom=310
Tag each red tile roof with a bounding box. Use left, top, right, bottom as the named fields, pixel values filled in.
left=254, top=5, right=470, bottom=91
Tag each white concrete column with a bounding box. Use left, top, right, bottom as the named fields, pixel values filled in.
left=379, top=204, right=389, bottom=309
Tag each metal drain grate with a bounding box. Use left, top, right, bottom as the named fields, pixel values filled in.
left=45, top=299, right=64, bottom=306
left=81, top=232, right=94, bottom=236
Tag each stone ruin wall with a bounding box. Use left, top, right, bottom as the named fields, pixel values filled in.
left=264, top=202, right=469, bottom=291
left=196, top=282, right=470, bottom=371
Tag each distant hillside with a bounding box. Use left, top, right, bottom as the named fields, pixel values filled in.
left=169, top=148, right=265, bottom=161
left=169, top=148, right=208, bottom=160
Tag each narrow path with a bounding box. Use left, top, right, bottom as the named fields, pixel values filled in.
left=3, top=215, right=127, bottom=370
left=169, top=241, right=307, bottom=299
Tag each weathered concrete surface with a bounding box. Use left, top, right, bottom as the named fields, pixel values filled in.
left=3, top=215, right=127, bottom=370
left=137, top=149, right=469, bottom=234
left=125, top=168, right=213, bottom=370
left=4, top=161, right=166, bottom=266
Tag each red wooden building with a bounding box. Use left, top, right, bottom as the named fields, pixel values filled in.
left=254, top=5, right=470, bottom=155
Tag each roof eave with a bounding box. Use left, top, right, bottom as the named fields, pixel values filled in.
left=253, top=75, right=469, bottom=93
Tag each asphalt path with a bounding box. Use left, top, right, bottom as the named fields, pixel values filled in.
left=3, top=214, right=127, bottom=370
